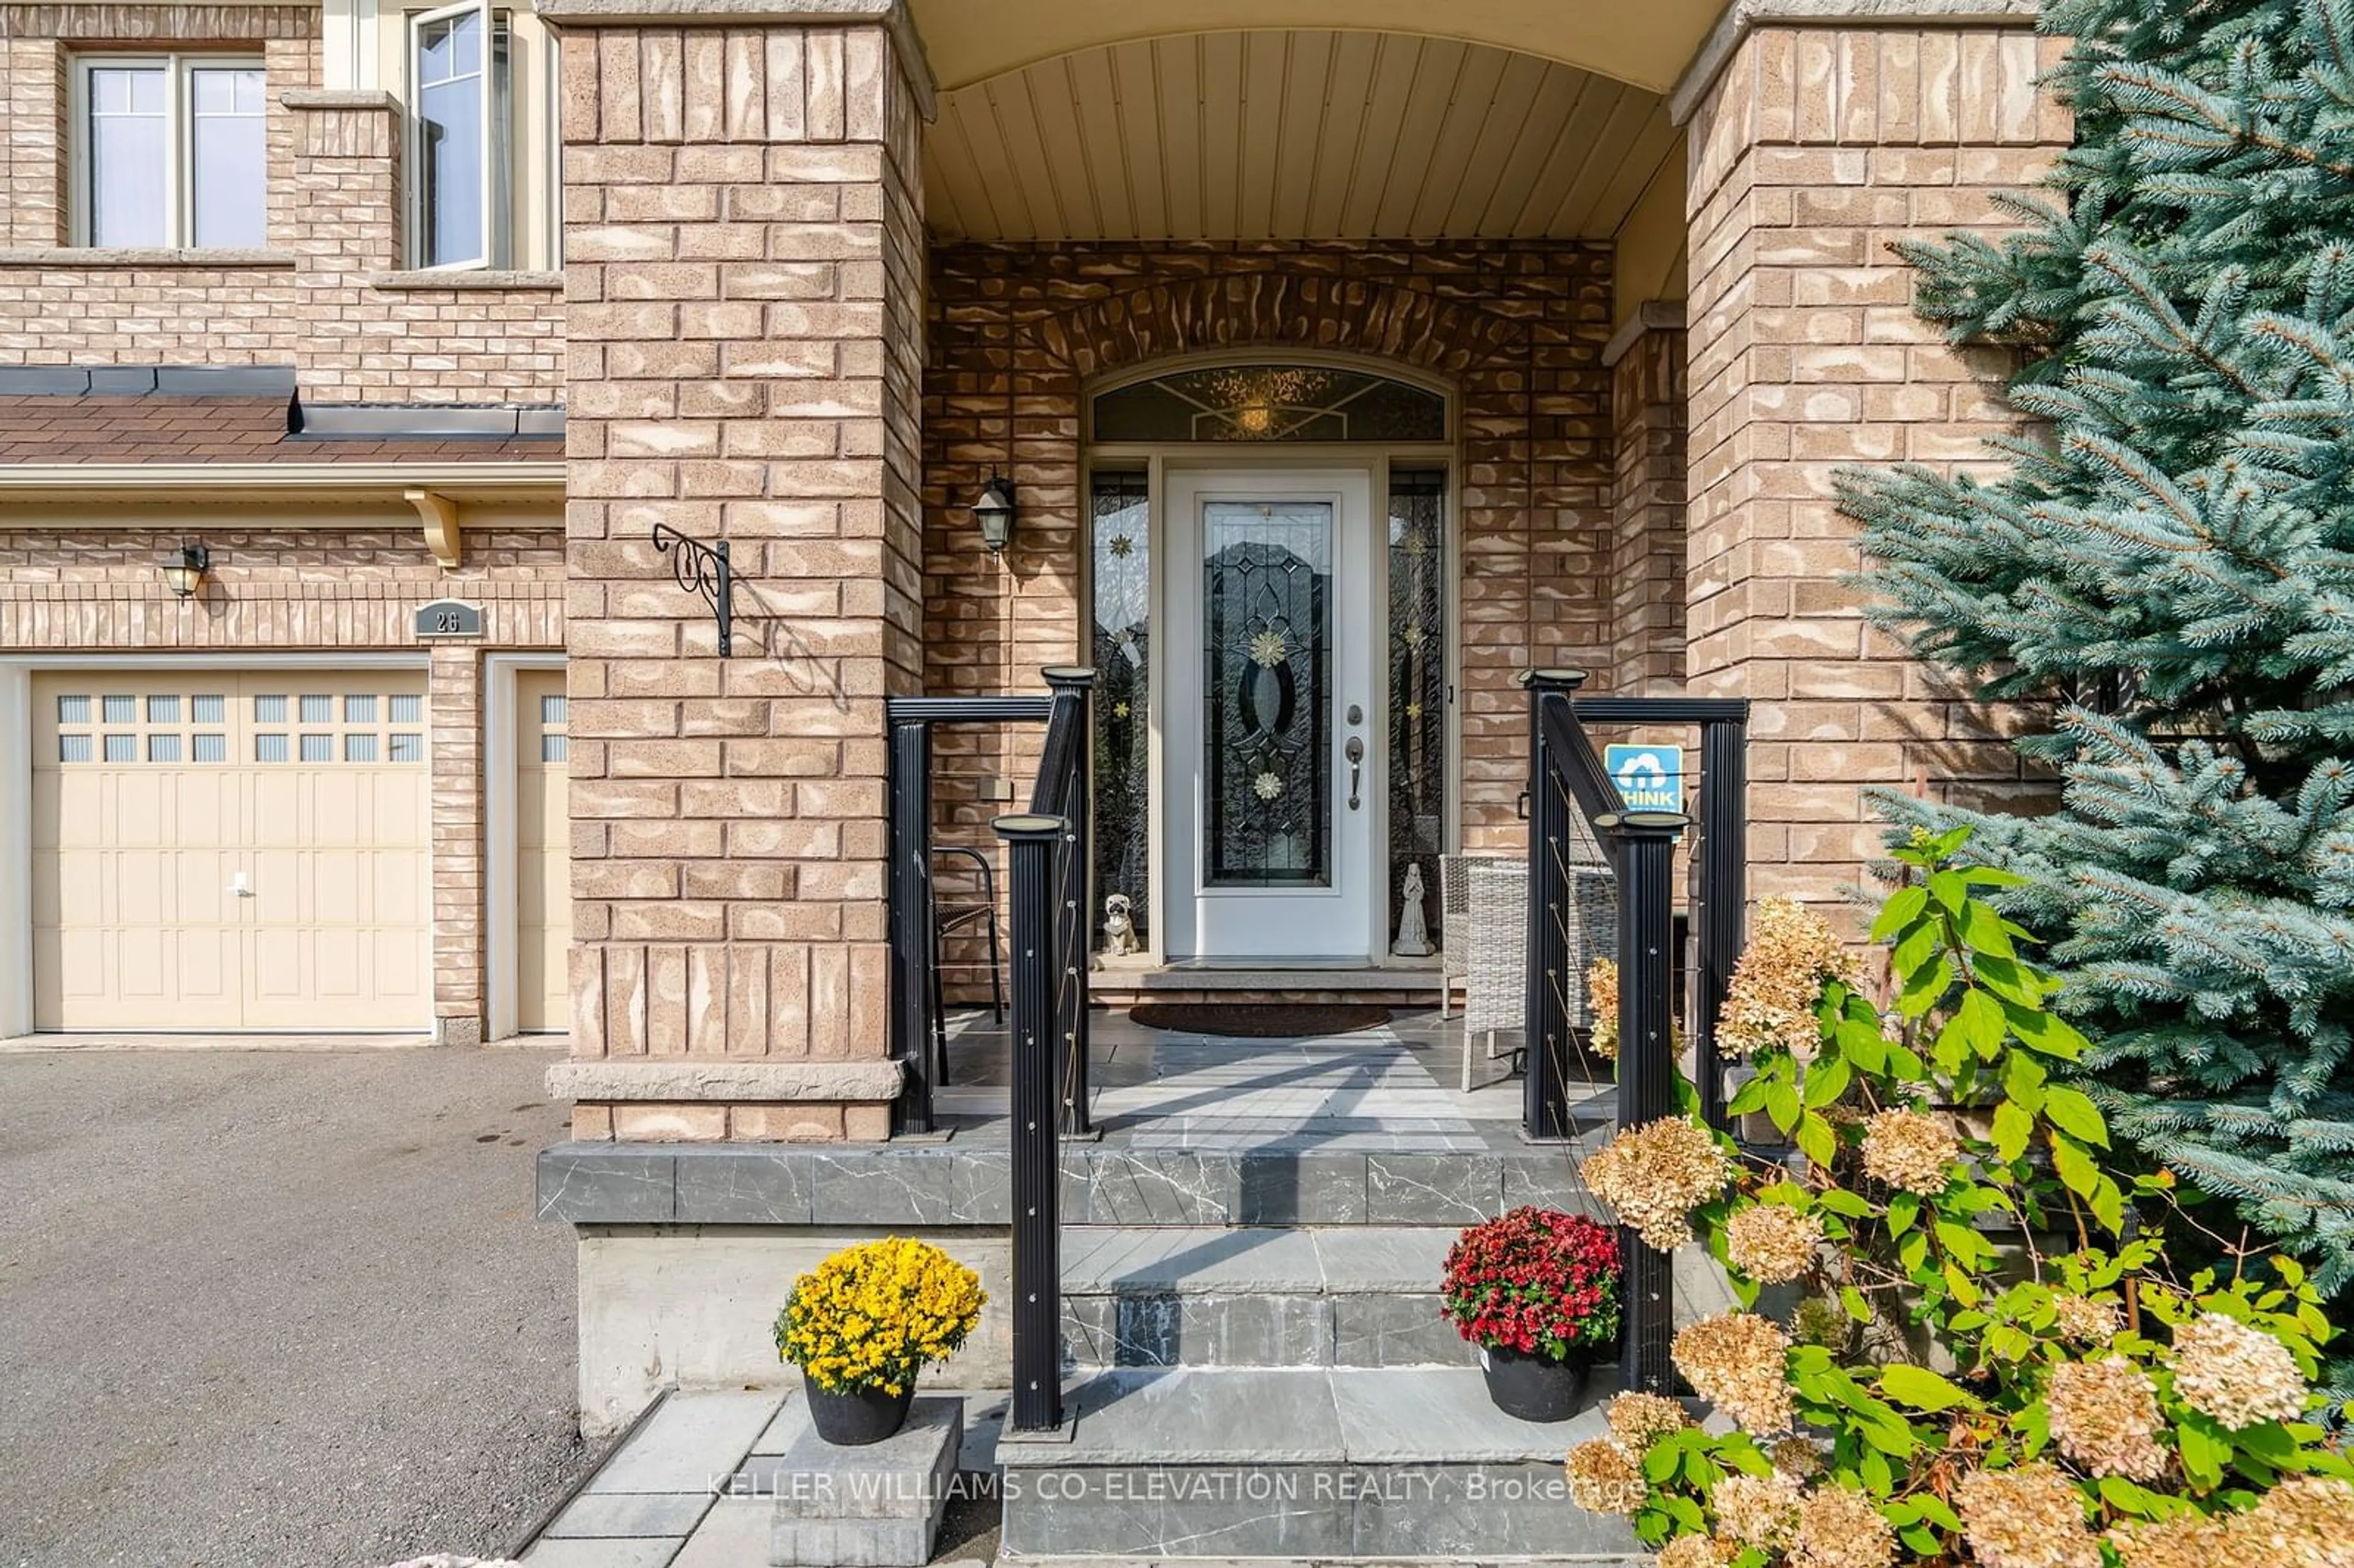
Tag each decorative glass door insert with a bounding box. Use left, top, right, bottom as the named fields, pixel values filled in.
left=1202, top=501, right=1332, bottom=887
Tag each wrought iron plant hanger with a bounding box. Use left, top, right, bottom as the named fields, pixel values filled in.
left=651, top=523, right=733, bottom=656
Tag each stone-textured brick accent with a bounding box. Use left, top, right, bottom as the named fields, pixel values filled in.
left=0, top=522, right=564, bottom=1039
left=924, top=243, right=1621, bottom=870
left=1681, top=23, right=2067, bottom=901
left=558, top=19, right=924, bottom=1139
left=0, top=20, right=561, bottom=400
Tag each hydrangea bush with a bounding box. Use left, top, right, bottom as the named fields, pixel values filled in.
left=1566, top=829, right=2353, bottom=1566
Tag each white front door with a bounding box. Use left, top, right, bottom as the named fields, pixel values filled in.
left=1164, top=466, right=1378, bottom=961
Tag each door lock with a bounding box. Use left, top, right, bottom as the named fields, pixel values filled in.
left=1344, top=736, right=1365, bottom=811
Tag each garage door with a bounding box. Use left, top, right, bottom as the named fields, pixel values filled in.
left=514, top=668, right=570, bottom=1033
left=32, top=672, right=432, bottom=1031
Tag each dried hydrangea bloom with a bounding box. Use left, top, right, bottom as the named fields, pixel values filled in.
left=1718, top=896, right=1861, bottom=1061
left=1710, top=1470, right=1802, bottom=1549
left=1655, top=1537, right=1739, bottom=1568
left=1859, top=1108, right=1960, bottom=1195
left=1580, top=1116, right=1737, bottom=1251
left=1955, top=1464, right=2100, bottom=1568
left=2238, top=1476, right=2354, bottom=1565
left=2046, top=1357, right=2168, bottom=1480
left=2170, top=1313, right=2307, bottom=1430
left=1563, top=1437, right=1645, bottom=1515
left=2106, top=1508, right=2237, bottom=1568
left=2049, top=1292, right=2121, bottom=1346
left=1604, top=1390, right=1691, bottom=1456
left=1723, top=1201, right=1824, bottom=1284
left=1672, top=1312, right=1795, bottom=1436
left=1788, top=1485, right=1895, bottom=1568
left=1770, top=1436, right=1824, bottom=1482
left=1588, top=957, right=1620, bottom=1060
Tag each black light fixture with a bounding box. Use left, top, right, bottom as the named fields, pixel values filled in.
left=161, top=541, right=210, bottom=599
left=973, top=475, right=1016, bottom=556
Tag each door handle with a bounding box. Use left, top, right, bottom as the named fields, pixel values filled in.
left=1344, top=736, right=1365, bottom=811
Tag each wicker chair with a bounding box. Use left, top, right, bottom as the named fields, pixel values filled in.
left=1446, top=850, right=1617, bottom=1092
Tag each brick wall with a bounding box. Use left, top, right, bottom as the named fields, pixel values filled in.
left=923, top=242, right=1626, bottom=875
left=557, top=19, right=926, bottom=1141
left=1607, top=322, right=1689, bottom=696
left=0, top=6, right=562, bottom=401
left=0, top=519, right=565, bottom=1038
left=1680, top=23, right=2066, bottom=904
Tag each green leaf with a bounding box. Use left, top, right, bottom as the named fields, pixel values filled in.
left=1838, top=1019, right=1889, bottom=1073
left=1942, top=987, right=2002, bottom=1060
left=1886, top=1192, right=1921, bottom=1236
left=1871, top=884, right=1930, bottom=941
left=1927, top=869, right=1970, bottom=915
left=1992, top=1099, right=2035, bottom=1163
left=1891, top=921, right=1942, bottom=984
left=1880, top=1364, right=1979, bottom=1412
left=1727, top=1076, right=1772, bottom=1116
left=2051, top=1134, right=2099, bottom=1199
left=1817, top=1188, right=1872, bottom=1219
left=2177, top=1417, right=2228, bottom=1489
left=1804, top=1056, right=1853, bottom=1109
left=1899, top=956, right=1956, bottom=1020
left=1766, top=1080, right=1802, bottom=1133
left=2044, top=1085, right=2109, bottom=1148
left=1955, top=899, right=2016, bottom=959
left=2089, top=1177, right=2126, bottom=1236
left=1796, top=1111, right=1838, bottom=1168
left=1841, top=1285, right=1873, bottom=1323
left=1960, top=866, right=2026, bottom=889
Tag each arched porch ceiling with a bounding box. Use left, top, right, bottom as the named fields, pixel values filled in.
left=923, top=30, right=1681, bottom=244
left=904, top=0, right=1726, bottom=96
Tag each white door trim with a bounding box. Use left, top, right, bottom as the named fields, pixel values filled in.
left=485, top=652, right=565, bottom=1041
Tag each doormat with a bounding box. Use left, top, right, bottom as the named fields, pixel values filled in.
left=1129, top=1003, right=1393, bottom=1038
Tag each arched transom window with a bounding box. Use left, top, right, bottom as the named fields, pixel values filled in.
left=1092, top=363, right=1447, bottom=443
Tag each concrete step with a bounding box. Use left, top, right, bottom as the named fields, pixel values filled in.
left=995, top=1366, right=1645, bottom=1562
left=1061, top=1225, right=1475, bottom=1369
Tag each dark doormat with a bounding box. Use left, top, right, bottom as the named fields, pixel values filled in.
left=1129, top=1002, right=1393, bottom=1038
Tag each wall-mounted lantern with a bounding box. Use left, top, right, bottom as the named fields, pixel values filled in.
left=973, top=476, right=1016, bottom=556
left=161, top=541, right=210, bottom=599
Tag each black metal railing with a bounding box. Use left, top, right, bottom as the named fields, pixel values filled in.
left=1522, top=669, right=1750, bottom=1398
left=996, top=666, right=1094, bottom=1436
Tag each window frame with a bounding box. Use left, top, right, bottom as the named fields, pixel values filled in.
left=71, top=51, right=269, bottom=250
left=406, top=0, right=504, bottom=271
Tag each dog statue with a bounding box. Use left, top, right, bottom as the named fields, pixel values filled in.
left=1102, top=892, right=1138, bottom=957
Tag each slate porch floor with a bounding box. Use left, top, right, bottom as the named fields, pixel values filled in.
left=932, top=1007, right=1612, bottom=1154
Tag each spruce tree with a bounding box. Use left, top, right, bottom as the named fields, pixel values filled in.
left=1836, top=0, right=2354, bottom=1295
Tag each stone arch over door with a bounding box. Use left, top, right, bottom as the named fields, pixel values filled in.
left=920, top=242, right=1617, bottom=927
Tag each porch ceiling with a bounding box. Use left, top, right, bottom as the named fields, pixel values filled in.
left=921, top=30, right=1679, bottom=245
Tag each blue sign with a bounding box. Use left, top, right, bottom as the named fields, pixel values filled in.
left=1605, top=744, right=1683, bottom=811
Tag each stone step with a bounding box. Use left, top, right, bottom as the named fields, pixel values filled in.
left=539, top=1136, right=1609, bottom=1229
left=995, top=1366, right=1644, bottom=1562
left=1061, top=1226, right=1474, bottom=1369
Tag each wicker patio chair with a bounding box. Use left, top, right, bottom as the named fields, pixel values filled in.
left=1449, top=849, right=1618, bottom=1092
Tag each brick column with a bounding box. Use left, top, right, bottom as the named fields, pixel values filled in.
left=552, top=12, right=926, bottom=1141
left=1604, top=306, right=1688, bottom=696
left=1677, top=20, right=2068, bottom=903
left=430, top=645, right=487, bottom=1045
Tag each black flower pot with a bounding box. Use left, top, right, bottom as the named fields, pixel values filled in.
left=1480, top=1344, right=1593, bottom=1423
left=803, top=1371, right=915, bottom=1446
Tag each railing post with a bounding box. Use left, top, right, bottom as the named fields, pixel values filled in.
left=1601, top=807, right=1688, bottom=1396
left=994, top=811, right=1066, bottom=1434
left=1042, top=667, right=1096, bottom=1138
left=1520, top=668, right=1587, bottom=1141
left=1694, top=718, right=1746, bottom=1133
left=888, top=720, right=935, bottom=1136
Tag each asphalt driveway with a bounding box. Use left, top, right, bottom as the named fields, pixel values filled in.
left=0, top=1044, right=585, bottom=1567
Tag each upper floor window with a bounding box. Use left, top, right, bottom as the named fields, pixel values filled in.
left=392, top=0, right=556, bottom=271
left=77, top=55, right=267, bottom=248
left=410, top=0, right=509, bottom=268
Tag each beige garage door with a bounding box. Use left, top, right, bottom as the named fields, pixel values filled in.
left=514, top=668, right=570, bottom=1033
left=32, top=671, right=432, bottom=1031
